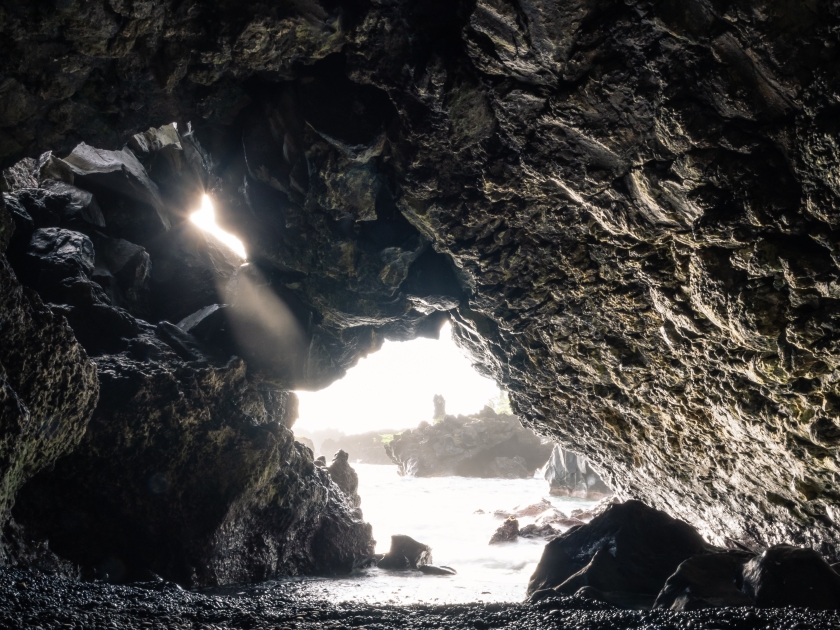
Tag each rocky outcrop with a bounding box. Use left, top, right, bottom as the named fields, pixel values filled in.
left=385, top=407, right=553, bottom=478
left=327, top=450, right=362, bottom=509
left=0, top=201, right=99, bottom=565
left=0, top=126, right=375, bottom=585
left=529, top=500, right=840, bottom=611
left=489, top=517, right=520, bottom=545
left=377, top=535, right=432, bottom=571
left=543, top=446, right=612, bottom=500
left=4, top=0, right=840, bottom=555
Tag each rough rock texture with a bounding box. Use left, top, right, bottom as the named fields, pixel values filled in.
left=386, top=407, right=553, bottom=478
left=4, top=0, right=840, bottom=552
left=543, top=445, right=612, bottom=499
left=528, top=500, right=715, bottom=599
left=0, top=201, right=99, bottom=563
left=0, top=124, right=375, bottom=585
left=327, top=450, right=362, bottom=509
left=489, top=517, right=520, bottom=544
left=530, top=500, right=840, bottom=610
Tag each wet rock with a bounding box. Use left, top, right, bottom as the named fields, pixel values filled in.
left=327, top=450, right=361, bottom=509
left=519, top=523, right=559, bottom=541
left=654, top=552, right=755, bottom=610
left=543, top=446, right=611, bottom=500
left=386, top=406, right=552, bottom=478
left=377, top=536, right=432, bottom=570
left=742, top=545, right=840, bottom=610
left=489, top=517, right=519, bottom=545
left=527, top=501, right=715, bottom=599
left=418, top=564, right=457, bottom=576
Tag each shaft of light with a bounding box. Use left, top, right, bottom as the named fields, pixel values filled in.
left=190, top=194, right=247, bottom=259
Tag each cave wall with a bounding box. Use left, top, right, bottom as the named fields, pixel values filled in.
left=2, top=0, right=840, bottom=555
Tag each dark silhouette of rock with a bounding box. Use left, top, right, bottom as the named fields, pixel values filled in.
left=327, top=450, right=361, bottom=509
left=742, top=546, right=840, bottom=610
left=527, top=501, right=715, bottom=598
left=543, top=445, right=612, bottom=500
left=386, top=406, right=553, bottom=478
left=0, top=209, right=99, bottom=562
left=25, top=228, right=94, bottom=281
left=377, top=535, right=432, bottom=570
left=654, top=552, right=755, bottom=610
left=489, top=517, right=519, bottom=545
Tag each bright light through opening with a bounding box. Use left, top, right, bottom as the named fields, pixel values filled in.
left=295, top=322, right=502, bottom=434
left=190, top=194, right=247, bottom=259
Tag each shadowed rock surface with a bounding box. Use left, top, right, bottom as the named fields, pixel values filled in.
left=4, top=0, right=840, bottom=584
left=386, top=406, right=553, bottom=478
left=530, top=500, right=840, bottom=611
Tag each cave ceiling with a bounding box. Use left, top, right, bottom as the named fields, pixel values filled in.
left=3, top=0, right=840, bottom=552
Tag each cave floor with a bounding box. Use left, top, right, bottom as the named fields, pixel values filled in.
left=1, top=569, right=838, bottom=630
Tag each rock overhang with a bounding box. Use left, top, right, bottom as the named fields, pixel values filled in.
left=1, top=0, right=840, bottom=557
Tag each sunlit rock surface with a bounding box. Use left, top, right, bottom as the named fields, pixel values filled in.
left=2, top=0, right=840, bottom=561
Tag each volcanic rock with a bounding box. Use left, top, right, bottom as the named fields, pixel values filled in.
left=418, top=564, right=457, bottom=576
left=377, top=535, right=432, bottom=571
left=327, top=450, right=362, bottom=510
left=527, top=500, right=715, bottom=598
left=0, top=207, right=99, bottom=561
left=489, top=517, right=520, bottom=545
left=742, top=546, right=840, bottom=610
left=543, top=446, right=612, bottom=500
left=654, top=552, right=756, bottom=610
left=519, top=523, right=560, bottom=541
left=385, top=407, right=553, bottom=478
left=4, top=0, right=840, bottom=569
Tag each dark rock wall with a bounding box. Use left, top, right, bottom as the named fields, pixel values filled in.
left=0, top=199, right=99, bottom=563
left=3, top=0, right=840, bottom=553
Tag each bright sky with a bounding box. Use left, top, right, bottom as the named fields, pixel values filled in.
left=295, top=322, right=501, bottom=433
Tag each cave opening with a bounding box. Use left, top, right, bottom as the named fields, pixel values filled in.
left=291, top=320, right=610, bottom=603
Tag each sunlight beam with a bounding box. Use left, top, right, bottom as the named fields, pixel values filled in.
left=190, top=194, right=247, bottom=259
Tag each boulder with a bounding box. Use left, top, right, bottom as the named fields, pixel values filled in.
left=92, top=236, right=151, bottom=314
left=62, top=143, right=170, bottom=244
left=327, top=450, right=361, bottom=509
left=519, top=523, right=559, bottom=541
left=40, top=180, right=105, bottom=229
left=25, top=228, right=95, bottom=283
left=385, top=406, right=553, bottom=478
left=377, top=535, right=432, bottom=570
left=489, top=517, right=519, bottom=545
left=742, top=545, right=840, bottom=610
left=543, top=445, right=612, bottom=499
left=654, top=552, right=755, bottom=610
left=527, top=500, right=715, bottom=598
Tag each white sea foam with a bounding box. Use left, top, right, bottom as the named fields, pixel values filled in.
left=280, top=464, right=598, bottom=604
